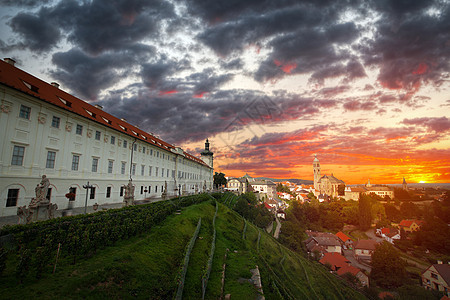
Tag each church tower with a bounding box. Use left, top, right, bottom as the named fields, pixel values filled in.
left=201, top=139, right=214, bottom=168
left=313, top=154, right=321, bottom=190
left=402, top=177, right=408, bottom=191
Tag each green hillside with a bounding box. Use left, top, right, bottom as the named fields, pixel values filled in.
left=0, top=195, right=366, bottom=299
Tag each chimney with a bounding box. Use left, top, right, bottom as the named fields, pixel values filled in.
left=94, top=104, right=103, bottom=110
left=51, top=82, right=60, bottom=88
left=4, top=58, right=16, bottom=66
left=437, top=260, right=443, bottom=264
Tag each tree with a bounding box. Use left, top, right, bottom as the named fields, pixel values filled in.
left=213, top=172, right=227, bottom=189
left=358, top=193, right=372, bottom=230
left=370, top=242, right=407, bottom=288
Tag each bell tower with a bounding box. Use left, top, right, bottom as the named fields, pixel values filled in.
left=313, top=154, right=321, bottom=190
left=200, top=139, right=214, bottom=168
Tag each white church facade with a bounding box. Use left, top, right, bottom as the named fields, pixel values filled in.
left=0, top=58, right=213, bottom=217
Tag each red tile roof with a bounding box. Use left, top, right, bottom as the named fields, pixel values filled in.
left=381, top=228, right=390, bottom=235
left=399, top=219, right=424, bottom=228
left=319, top=252, right=350, bottom=270
left=0, top=60, right=209, bottom=167
left=336, top=264, right=360, bottom=276
left=335, top=231, right=352, bottom=243
left=354, top=239, right=378, bottom=250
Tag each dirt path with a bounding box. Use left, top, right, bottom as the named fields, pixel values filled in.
left=274, top=217, right=281, bottom=239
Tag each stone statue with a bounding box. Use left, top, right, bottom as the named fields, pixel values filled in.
left=17, top=175, right=57, bottom=224
left=123, top=180, right=135, bottom=206
left=161, top=181, right=168, bottom=200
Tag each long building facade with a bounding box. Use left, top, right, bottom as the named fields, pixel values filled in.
left=0, top=58, right=213, bottom=217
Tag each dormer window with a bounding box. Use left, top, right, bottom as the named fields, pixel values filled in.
left=101, top=116, right=111, bottom=124
left=22, top=80, right=39, bottom=93
left=58, top=97, right=72, bottom=107
left=84, top=109, right=96, bottom=118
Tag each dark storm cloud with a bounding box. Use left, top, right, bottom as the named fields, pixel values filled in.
left=187, top=69, right=234, bottom=95
left=6, top=0, right=175, bottom=54
left=254, top=22, right=360, bottom=82
left=98, top=87, right=324, bottom=144
left=51, top=45, right=155, bottom=99
left=9, top=11, right=61, bottom=52
left=361, top=1, right=450, bottom=92
left=1, top=0, right=52, bottom=7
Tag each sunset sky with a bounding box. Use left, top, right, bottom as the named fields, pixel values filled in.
left=0, top=0, right=449, bottom=184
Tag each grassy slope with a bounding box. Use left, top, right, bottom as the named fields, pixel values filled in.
left=0, top=200, right=366, bottom=299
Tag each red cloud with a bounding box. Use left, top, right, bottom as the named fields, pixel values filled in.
left=159, top=90, right=178, bottom=95
left=412, top=63, right=428, bottom=75
left=194, top=92, right=207, bottom=98
left=273, top=60, right=297, bottom=73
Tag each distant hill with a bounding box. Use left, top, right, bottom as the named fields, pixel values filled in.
left=256, top=177, right=313, bottom=185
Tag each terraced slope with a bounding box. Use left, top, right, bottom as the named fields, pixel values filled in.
left=0, top=197, right=366, bottom=299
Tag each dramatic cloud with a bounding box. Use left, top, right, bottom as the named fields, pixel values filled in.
left=402, top=117, right=450, bottom=133
left=1, top=0, right=449, bottom=182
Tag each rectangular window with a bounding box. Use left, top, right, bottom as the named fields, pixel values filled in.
left=76, top=124, right=83, bottom=135
left=123, top=140, right=127, bottom=148
left=133, top=144, right=137, bottom=151
left=11, top=145, right=25, bottom=166
left=68, top=187, right=76, bottom=201
left=157, top=151, right=159, bottom=158
left=141, top=165, right=145, bottom=176
left=121, top=162, right=126, bottom=174
left=51, top=116, right=60, bottom=128
left=106, top=186, right=111, bottom=198
left=111, top=136, right=115, bottom=145
left=46, top=151, right=56, bottom=168
left=108, top=160, right=113, bottom=173
left=431, top=273, right=438, bottom=280
left=172, top=170, right=175, bottom=178
left=140, top=186, right=144, bottom=194
left=155, top=167, right=159, bottom=177
left=92, top=158, right=98, bottom=172
left=148, top=166, right=152, bottom=176
left=95, top=130, right=101, bottom=140
left=72, top=155, right=80, bottom=171
left=89, top=187, right=96, bottom=199
left=19, top=105, right=31, bottom=119
left=46, top=188, right=52, bottom=200
left=167, top=169, right=169, bottom=177
left=162, top=168, right=164, bottom=177
left=162, top=153, right=165, bottom=159
left=155, top=186, right=158, bottom=193
left=150, top=149, right=153, bottom=155
left=148, top=186, right=151, bottom=193
left=120, top=186, right=124, bottom=197
left=132, top=164, right=136, bottom=175
left=6, top=189, right=19, bottom=207
left=143, top=146, right=146, bottom=153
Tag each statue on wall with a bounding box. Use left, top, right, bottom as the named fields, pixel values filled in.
left=161, top=181, right=168, bottom=200
left=17, top=175, right=57, bottom=224
left=123, top=180, right=135, bottom=206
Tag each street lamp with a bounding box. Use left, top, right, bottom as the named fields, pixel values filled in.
left=83, top=181, right=93, bottom=214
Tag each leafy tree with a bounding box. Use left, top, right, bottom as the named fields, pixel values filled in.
left=342, top=203, right=359, bottom=225
left=370, top=242, right=407, bottom=288
left=400, top=201, right=419, bottom=219
left=358, top=193, right=372, bottom=230
left=384, top=203, right=401, bottom=222
left=394, top=188, right=411, bottom=201
left=213, top=172, right=227, bottom=189
left=278, top=218, right=306, bottom=252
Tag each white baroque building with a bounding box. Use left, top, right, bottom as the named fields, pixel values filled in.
left=0, top=58, right=213, bottom=217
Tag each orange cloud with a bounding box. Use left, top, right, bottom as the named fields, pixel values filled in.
left=281, top=63, right=297, bottom=74
left=194, top=92, right=207, bottom=98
